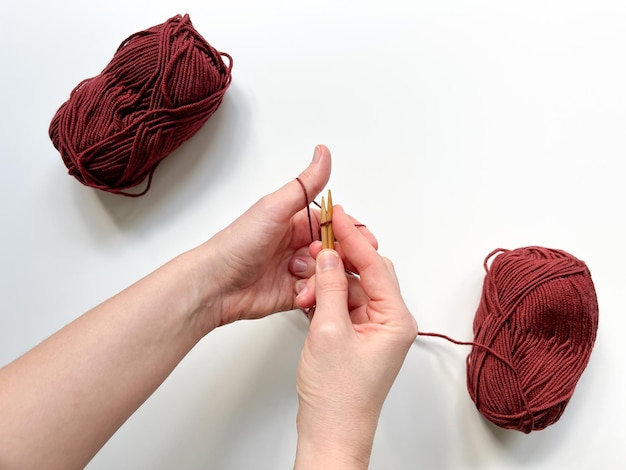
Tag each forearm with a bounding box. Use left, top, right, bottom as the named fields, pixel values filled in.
left=0, top=248, right=218, bottom=469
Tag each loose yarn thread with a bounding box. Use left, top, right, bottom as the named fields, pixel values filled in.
left=49, top=14, right=232, bottom=196
left=420, top=246, right=598, bottom=433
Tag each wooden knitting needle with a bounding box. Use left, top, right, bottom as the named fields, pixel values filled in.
left=326, top=189, right=334, bottom=250
left=321, top=189, right=335, bottom=250
left=320, top=195, right=327, bottom=248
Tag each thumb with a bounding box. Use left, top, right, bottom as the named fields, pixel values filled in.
left=265, top=145, right=331, bottom=223
left=313, top=250, right=350, bottom=328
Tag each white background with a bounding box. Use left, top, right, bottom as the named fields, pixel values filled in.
left=1, top=1, right=624, bottom=468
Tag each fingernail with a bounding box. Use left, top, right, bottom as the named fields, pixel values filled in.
left=312, top=145, right=321, bottom=163
left=292, top=257, right=308, bottom=276
left=317, top=250, right=340, bottom=271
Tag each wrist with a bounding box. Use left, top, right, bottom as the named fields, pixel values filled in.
left=173, top=243, right=225, bottom=338
left=294, top=407, right=378, bottom=470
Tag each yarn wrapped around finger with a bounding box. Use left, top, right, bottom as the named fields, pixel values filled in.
left=49, top=14, right=232, bottom=196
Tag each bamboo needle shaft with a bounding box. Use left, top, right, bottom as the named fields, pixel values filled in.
left=321, top=190, right=334, bottom=250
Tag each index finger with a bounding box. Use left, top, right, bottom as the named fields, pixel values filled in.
left=331, top=205, right=401, bottom=301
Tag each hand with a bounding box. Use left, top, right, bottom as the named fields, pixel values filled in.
left=190, top=145, right=335, bottom=331
left=294, top=205, right=418, bottom=469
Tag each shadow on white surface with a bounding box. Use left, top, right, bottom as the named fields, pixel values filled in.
left=75, top=85, right=251, bottom=235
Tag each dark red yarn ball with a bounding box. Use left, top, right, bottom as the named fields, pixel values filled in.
left=466, top=246, right=598, bottom=433
left=49, top=14, right=232, bottom=196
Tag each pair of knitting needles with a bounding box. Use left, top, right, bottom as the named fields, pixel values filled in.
left=320, top=189, right=334, bottom=250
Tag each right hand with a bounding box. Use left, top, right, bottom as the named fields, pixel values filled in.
left=294, top=205, right=418, bottom=469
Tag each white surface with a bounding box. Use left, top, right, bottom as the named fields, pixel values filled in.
left=1, top=1, right=624, bottom=468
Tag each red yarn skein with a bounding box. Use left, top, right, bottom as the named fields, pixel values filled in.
left=49, top=14, right=232, bottom=196
left=466, top=247, right=598, bottom=433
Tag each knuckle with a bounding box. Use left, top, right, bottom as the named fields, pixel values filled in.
left=312, top=321, right=345, bottom=340
left=318, top=276, right=347, bottom=294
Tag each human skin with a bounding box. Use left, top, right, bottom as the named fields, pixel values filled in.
left=294, top=205, right=418, bottom=469
left=0, top=144, right=409, bottom=470
left=0, top=145, right=362, bottom=469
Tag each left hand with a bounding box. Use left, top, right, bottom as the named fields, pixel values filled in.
left=191, top=145, right=375, bottom=330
